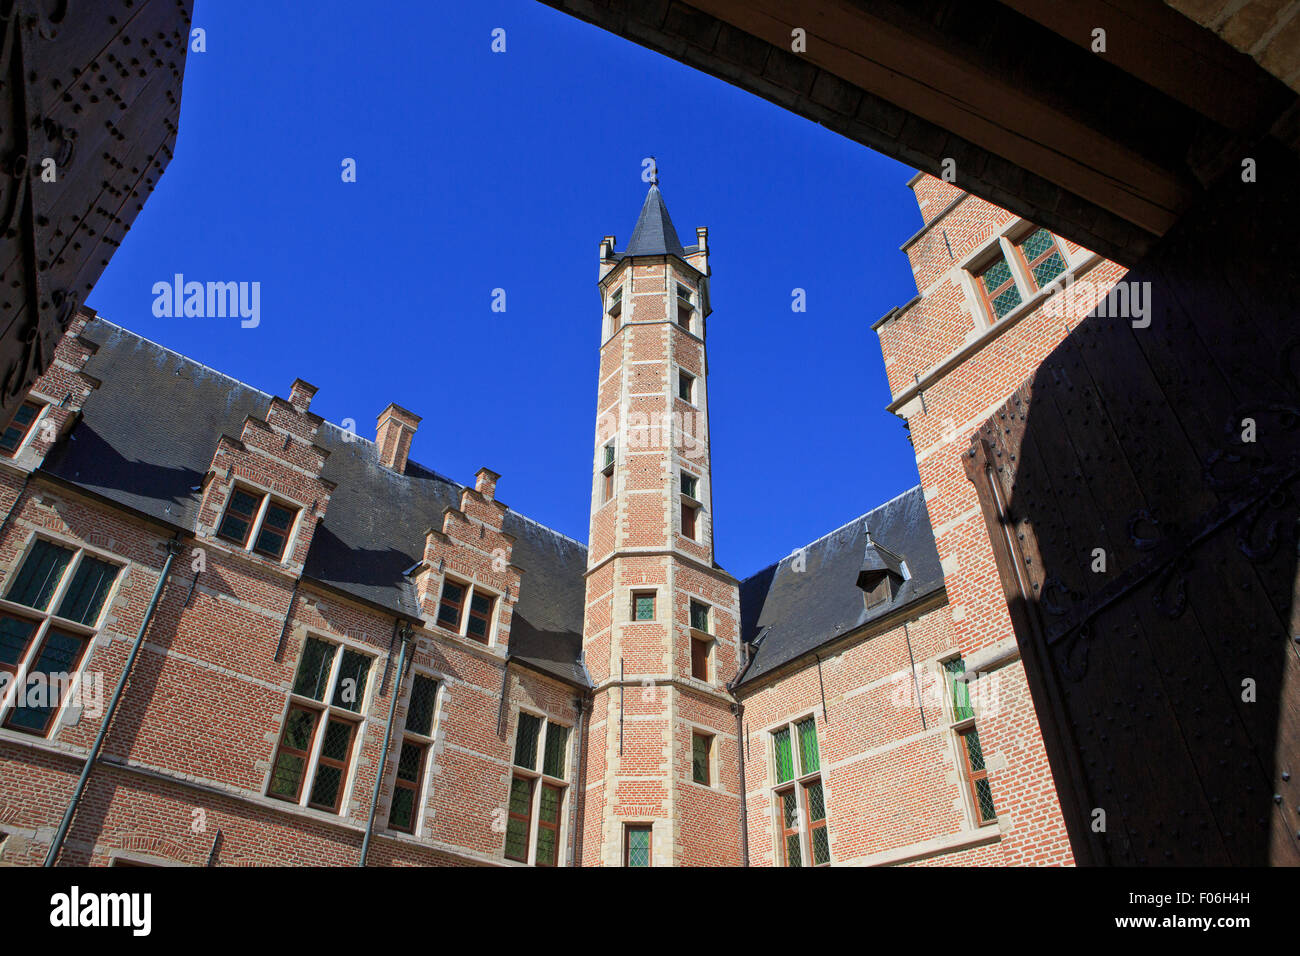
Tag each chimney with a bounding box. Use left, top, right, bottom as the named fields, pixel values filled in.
left=289, top=379, right=318, bottom=413
left=376, top=403, right=421, bottom=474
left=475, top=467, right=501, bottom=501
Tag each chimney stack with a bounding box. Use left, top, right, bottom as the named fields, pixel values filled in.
left=289, top=379, right=318, bottom=413
left=376, top=403, right=421, bottom=474
left=475, top=467, right=500, bottom=501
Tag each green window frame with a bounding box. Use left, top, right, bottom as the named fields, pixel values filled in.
left=944, top=657, right=974, bottom=721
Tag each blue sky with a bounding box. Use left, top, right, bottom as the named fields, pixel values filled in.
left=87, top=0, right=926, bottom=580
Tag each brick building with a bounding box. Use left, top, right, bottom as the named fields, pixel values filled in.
left=0, top=179, right=1117, bottom=866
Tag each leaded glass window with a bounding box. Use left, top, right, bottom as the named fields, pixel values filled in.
left=978, top=256, right=1022, bottom=320
left=514, top=712, right=542, bottom=769
left=331, top=648, right=371, bottom=712
left=633, top=591, right=655, bottom=621
left=542, top=722, right=569, bottom=779
left=692, top=731, right=712, bottom=785
left=292, top=637, right=334, bottom=700
left=8, top=539, right=73, bottom=611
left=773, top=717, right=831, bottom=867
left=1018, top=227, right=1067, bottom=289
left=689, top=600, right=710, bottom=633
left=406, top=674, right=437, bottom=737
left=504, top=776, right=534, bottom=862
left=625, top=825, right=652, bottom=867
left=3, top=630, right=90, bottom=735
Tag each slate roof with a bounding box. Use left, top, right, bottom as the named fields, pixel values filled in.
left=43, top=320, right=590, bottom=687
left=619, top=184, right=690, bottom=259
left=736, top=486, right=946, bottom=685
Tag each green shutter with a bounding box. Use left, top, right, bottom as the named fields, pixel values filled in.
left=796, top=717, right=819, bottom=774
left=773, top=727, right=794, bottom=783
left=945, top=658, right=974, bottom=720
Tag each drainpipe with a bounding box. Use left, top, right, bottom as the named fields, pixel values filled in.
left=45, top=535, right=183, bottom=866
left=732, top=699, right=748, bottom=866
left=569, top=692, right=592, bottom=867
left=359, top=624, right=410, bottom=866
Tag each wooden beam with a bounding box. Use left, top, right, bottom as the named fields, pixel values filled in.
left=689, top=0, right=1188, bottom=235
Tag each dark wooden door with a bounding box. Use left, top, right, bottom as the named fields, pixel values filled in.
left=965, top=146, right=1300, bottom=866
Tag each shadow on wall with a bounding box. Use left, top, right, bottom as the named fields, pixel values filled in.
left=965, top=141, right=1300, bottom=866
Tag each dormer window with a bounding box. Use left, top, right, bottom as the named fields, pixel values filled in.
left=857, top=536, right=906, bottom=610
left=0, top=400, right=43, bottom=457
left=218, top=487, right=299, bottom=562
left=859, top=571, right=900, bottom=609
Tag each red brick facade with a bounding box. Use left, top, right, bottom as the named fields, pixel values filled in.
left=0, top=180, right=1119, bottom=867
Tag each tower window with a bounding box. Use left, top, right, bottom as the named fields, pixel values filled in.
left=601, top=442, right=616, bottom=503
left=681, top=500, right=698, bottom=540
left=0, top=400, right=43, bottom=456
left=689, top=600, right=710, bottom=633
left=608, top=286, right=622, bottom=318
left=678, top=370, right=695, bottom=404
left=632, top=591, right=655, bottom=621
left=690, top=636, right=711, bottom=682
left=680, top=472, right=698, bottom=500
left=692, top=731, right=713, bottom=785
left=624, top=824, right=652, bottom=867
left=677, top=284, right=693, bottom=331
left=1015, top=228, right=1067, bottom=290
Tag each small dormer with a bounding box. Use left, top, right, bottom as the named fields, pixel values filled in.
left=856, top=528, right=907, bottom=610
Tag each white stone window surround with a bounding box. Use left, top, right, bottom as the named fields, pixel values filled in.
left=505, top=707, right=572, bottom=867
left=386, top=666, right=443, bottom=838
left=0, top=529, right=128, bottom=739
left=269, top=632, right=378, bottom=815
left=957, top=219, right=1096, bottom=334
left=213, top=476, right=304, bottom=565
left=764, top=713, right=832, bottom=867
left=433, top=575, right=503, bottom=648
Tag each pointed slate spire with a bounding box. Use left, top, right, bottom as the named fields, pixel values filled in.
left=623, top=183, right=686, bottom=258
